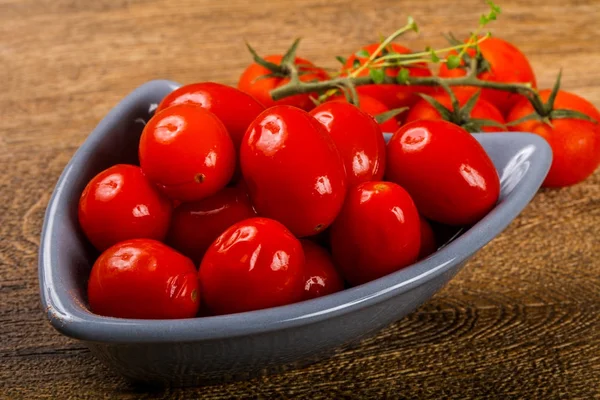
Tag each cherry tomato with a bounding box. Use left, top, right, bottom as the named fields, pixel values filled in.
left=199, top=217, right=305, bottom=315
left=300, top=240, right=344, bottom=300
left=330, top=181, right=420, bottom=286
left=78, top=164, right=172, bottom=252
left=238, top=55, right=328, bottom=111
left=438, top=37, right=537, bottom=116
left=507, top=89, right=600, bottom=187
left=310, top=101, right=386, bottom=187
left=88, top=239, right=199, bottom=319
left=166, top=187, right=257, bottom=264
left=155, top=81, right=265, bottom=156
left=343, top=43, right=433, bottom=110
left=404, top=92, right=506, bottom=133
left=139, top=104, right=235, bottom=202
left=240, top=105, right=347, bottom=237
left=327, top=93, right=400, bottom=133
left=386, top=120, right=500, bottom=226
left=418, top=216, right=437, bottom=260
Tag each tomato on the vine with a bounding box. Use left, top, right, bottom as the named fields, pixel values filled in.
left=386, top=120, right=500, bottom=226
left=326, top=93, right=401, bottom=133
left=241, top=105, right=347, bottom=237
left=343, top=43, right=433, bottom=110
left=139, top=104, right=236, bottom=202
left=78, top=164, right=172, bottom=252
left=300, top=240, right=344, bottom=301
left=310, top=101, right=386, bottom=187
left=199, top=217, right=305, bottom=315
left=166, top=187, right=257, bottom=264
left=329, top=181, right=421, bottom=286
left=404, top=92, right=506, bottom=133
left=507, top=89, right=600, bottom=187
left=238, top=55, right=328, bottom=111
left=88, top=239, right=199, bottom=319
left=438, top=37, right=537, bottom=116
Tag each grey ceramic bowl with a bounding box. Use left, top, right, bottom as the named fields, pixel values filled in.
left=39, top=80, right=552, bottom=386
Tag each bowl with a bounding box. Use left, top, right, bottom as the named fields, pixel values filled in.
left=39, top=80, right=552, bottom=386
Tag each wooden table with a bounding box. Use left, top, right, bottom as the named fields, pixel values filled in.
left=2, top=0, right=599, bottom=398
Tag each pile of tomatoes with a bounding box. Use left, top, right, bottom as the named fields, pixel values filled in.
left=78, top=35, right=599, bottom=320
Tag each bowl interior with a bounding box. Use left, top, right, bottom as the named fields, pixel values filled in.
left=39, top=80, right=552, bottom=343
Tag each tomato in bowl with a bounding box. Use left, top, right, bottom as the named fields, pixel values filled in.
left=39, top=80, right=552, bottom=386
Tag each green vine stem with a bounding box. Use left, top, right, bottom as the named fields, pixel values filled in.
left=254, top=0, right=593, bottom=125
left=270, top=71, right=537, bottom=101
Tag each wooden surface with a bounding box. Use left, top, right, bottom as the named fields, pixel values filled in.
left=1, top=0, right=599, bottom=398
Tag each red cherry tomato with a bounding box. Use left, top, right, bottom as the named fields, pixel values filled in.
left=438, top=37, right=537, bottom=116
left=404, top=92, right=506, bottom=133
left=166, top=187, right=257, bottom=264
left=329, top=181, right=421, bottom=286
left=139, top=104, right=235, bottom=202
left=240, top=105, right=347, bottom=237
left=155, top=82, right=265, bottom=153
left=507, top=89, right=600, bottom=187
left=418, top=216, right=437, bottom=260
left=88, top=239, right=199, bottom=319
left=386, top=120, right=500, bottom=226
left=327, top=93, right=400, bottom=133
left=343, top=43, right=433, bottom=110
left=199, top=217, right=305, bottom=315
left=238, top=55, right=329, bottom=111
left=310, top=101, right=386, bottom=188
left=300, top=240, right=344, bottom=300
left=78, top=164, right=172, bottom=252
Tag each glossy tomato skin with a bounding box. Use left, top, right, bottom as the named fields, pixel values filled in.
left=329, top=181, right=421, bottom=286
left=404, top=93, right=506, bottom=133
left=438, top=37, right=537, bottom=116
left=343, top=43, right=433, bottom=110
left=327, top=93, right=400, bottom=133
left=88, top=239, right=200, bottom=319
left=238, top=55, right=328, bottom=111
left=240, top=105, right=347, bottom=237
left=155, top=82, right=265, bottom=151
left=300, top=240, right=344, bottom=300
left=310, top=101, right=386, bottom=187
left=418, top=216, right=437, bottom=260
left=166, top=187, right=257, bottom=264
left=78, top=164, right=172, bottom=252
left=386, top=120, right=500, bottom=226
left=507, top=90, right=600, bottom=187
left=199, top=217, right=305, bottom=315
left=139, top=104, right=235, bottom=202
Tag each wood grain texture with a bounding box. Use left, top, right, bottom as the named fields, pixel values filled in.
left=1, top=0, right=599, bottom=398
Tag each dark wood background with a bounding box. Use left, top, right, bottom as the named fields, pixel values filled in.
left=1, top=0, right=599, bottom=398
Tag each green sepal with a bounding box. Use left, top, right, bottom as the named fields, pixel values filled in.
left=545, top=69, right=562, bottom=113
left=369, top=68, right=386, bottom=84
left=506, top=112, right=543, bottom=126
left=245, top=42, right=284, bottom=73
left=418, top=93, right=454, bottom=121
left=459, top=90, right=481, bottom=120
left=396, top=68, right=410, bottom=84
left=374, top=107, right=408, bottom=124
left=355, top=49, right=370, bottom=58
left=281, top=38, right=301, bottom=67
left=550, top=109, right=598, bottom=123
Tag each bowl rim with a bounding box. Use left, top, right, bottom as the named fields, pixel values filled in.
left=38, top=80, right=552, bottom=344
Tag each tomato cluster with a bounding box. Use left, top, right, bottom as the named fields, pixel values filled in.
left=77, top=71, right=501, bottom=319
left=77, top=30, right=600, bottom=320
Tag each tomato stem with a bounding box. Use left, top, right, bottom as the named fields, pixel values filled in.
left=270, top=72, right=537, bottom=101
